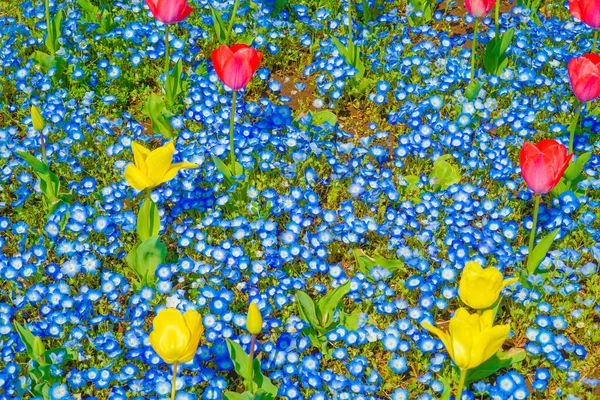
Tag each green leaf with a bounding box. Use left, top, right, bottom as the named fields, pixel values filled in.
left=211, top=153, right=234, bottom=183
left=76, top=0, right=99, bottom=15
left=527, top=228, right=560, bottom=275
left=167, top=58, right=184, bottom=106
left=564, top=151, right=591, bottom=182
left=143, top=94, right=174, bottom=138
left=296, top=291, right=321, bottom=330
left=32, top=51, right=67, bottom=79
left=438, top=375, right=452, bottom=400
left=465, top=79, right=481, bottom=101
left=407, top=0, right=433, bottom=27
left=223, top=392, right=254, bottom=400
left=210, top=5, right=229, bottom=44
left=310, top=110, right=337, bottom=127
left=126, top=236, right=167, bottom=288
left=340, top=309, right=360, bottom=330
left=136, top=198, right=160, bottom=242
left=236, top=35, right=255, bottom=45
left=14, top=322, right=45, bottom=361
left=353, top=249, right=404, bottom=282
left=430, top=154, right=461, bottom=191
left=226, top=339, right=252, bottom=381
left=15, top=151, right=49, bottom=174
left=316, top=281, right=350, bottom=327
left=330, top=36, right=349, bottom=59
left=45, top=10, right=63, bottom=55
left=251, top=358, right=278, bottom=397
left=466, top=349, right=526, bottom=383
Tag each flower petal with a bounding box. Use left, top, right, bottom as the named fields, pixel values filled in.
left=179, top=310, right=204, bottom=363
left=124, top=164, right=154, bottom=191
left=146, top=142, right=175, bottom=184
left=159, top=161, right=198, bottom=185
left=131, top=142, right=151, bottom=175
left=150, top=309, right=191, bottom=364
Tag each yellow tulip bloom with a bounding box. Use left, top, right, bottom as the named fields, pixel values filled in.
left=246, top=302, right=263, bottom=335
left=31, top=106, right=45, bottom=131
left=149, top=308, right=204, bottom=364
left=124, top=142, right=197, bottom=191
left=458, top=261, right=518, bottom=309
left=422, top=308, right=510, bottom=370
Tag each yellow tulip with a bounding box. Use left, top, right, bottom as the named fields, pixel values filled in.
left=458, top=261, right=518, bottom=309
left=149, top=308, right=204, bottom=364
left=422, top=308, right=510, bottom=370
left=246, top=302, right=263, bottom=335
left=31, top=106, right=45, bottom=131
left=124, top=142, right=197, bottom=191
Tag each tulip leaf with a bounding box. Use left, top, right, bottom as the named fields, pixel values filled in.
left=15, top=151, right=49, bottom=174
left=317, top=281, right=351, bottom=327
left=226, top=339, right=278, bottom=397
left=527, top=228, right=560, bottom=275
left=166, top=58, right=184, bottom=106
left=340, top=309, right=361, bottom=331
left=126, top=235, right=166, bottom=289
left=236, top=35, right=255, bottom=46
left=483, top=28, right=514, bottom=76
left=45, top=10, right=63, bottom=55
left=407, top=0, right=433, bottom=27
left=136, top=198, right=160, bottom=242
left=226, top=339, right=252, bottom=381
left=251, top=358, right=278, bottom=397
left=210, top=5, right=229, bottom=44
left=32, top=51, right=67, bottom=80
left=438, top=375, right=452, bottom=400
left=296, top=291, right=320, bottom=330
left=466, top=348, right=526, bottom=384
left=430, top=154, right=461, bottom=191
left=310, top=110, right=338, bottom=127
left=563, top=151, right=592, bottom=182
left=144, top=94, right=174, bottom=138
left=14, top=322, right=44, bottom=361
left=465, top=79, right=481, bottom=101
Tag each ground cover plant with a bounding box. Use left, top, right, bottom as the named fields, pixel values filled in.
left=1, top=0, right=600, bottom=398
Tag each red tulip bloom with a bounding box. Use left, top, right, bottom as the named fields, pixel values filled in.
left=520, top=140, right=572, bottom=194
left=212, top=44, right=263, bottom=91
left=145, top=0, right=192, bottom=24
left=569, top=0, right=600, bottom=28
left=568, top=53, right=600, bottom=102
left=465, top=0, right=496, bottom=18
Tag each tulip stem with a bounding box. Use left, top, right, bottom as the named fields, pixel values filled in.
left=165, top=24, right=172, bottom=106
left=470, top=18, right=479, bottom=82
left=171, top=361, right=178, bottom=400
left=227, top=0, right=240, bottom=42
left=45, top=0, right=52, bottom=55
left=569, top=102, right=582, bottom=154
left=229, top=90, right=237, bottom=172
left=594, top=30, right=598, bottom=52
left=248, top=334, right=256, bottom=394
left=347, top=0, right=354, bottom=54
left=455, top=368, right=467, bottom=400
left=494, top=0, right=500, bottom=38
left=40, top=130, right=47, bottom=165
left=528, top=194, right=541, bottom=257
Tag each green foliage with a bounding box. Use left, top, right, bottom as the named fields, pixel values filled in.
left=330, top=36, right=372, bottom=93
left=352, top=249, right=404, bottom=282
left=166, top=59, right=185, bottom=107
left=32, top=51, right=67, bottom=81
left=126, top=235, right=167, bottom=289
left=310, top=110, right=338, bottom=127
left=429, top=154, right=461, bottom=191
left=136, top=197, right=160, bottom=242
left=517, top=0, right=543, bottom=25
left=464, top=79, right=481, bottom=101
left=407, top=0, right=433, bottom=27
left=77, top=0, right=117, bottom=33
left=144, top=94, right=174, bottom=138
left=224, top=339, right=278, bottom=399
left=46, top=10, right=63, bottom=55
left=483, top=27, right=514, bottom=76
left=13, top=322, right=75, bottom=400
left=211, top=154, right=250, bottom=210
left=15, top=151, right=72, bottom=214
left=466, top=349, right=526, bottom=383
left=211, top=5, right=230, bottom=44
left=296, top=281, right=358, bottom=352
left=527, top=228, right=560, bottom=276
left=551, top=152, right=592, bottom=197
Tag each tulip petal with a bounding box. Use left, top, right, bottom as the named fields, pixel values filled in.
left=569, top=0, right=583, bottom=20
left=568, top=55, right=600, bottom=102
left=212, top=45, right=234, bottom=86
left=131, top=142, right=151, bottom=175
left=145, top=0, right=160, bottom=20
left=481, top=324, right=510, bottom=364
left=159, top=162, right=198, bottom=185
left=449, top=318, right=474, bottom=369
left=581, top=0, right=600, bottom=27
left=179, top=310, right=204, bottom=363
left=421, top=322, right=453, bottom=359
left=146, top=142, right=175, bottom=184
left=124, top=164, right=155, bottom=191
left=521, top=152, right=556, bottom=194
left=149, top=309, right=191, bottom=364
left=502, top=277, right=518, bottom=288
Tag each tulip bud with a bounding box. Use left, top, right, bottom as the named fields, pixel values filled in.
left=31, top=106, right=45, bottom=131
left=33, top=336, right=45, bottom=361
left=246, top=302, right=262, bottom=335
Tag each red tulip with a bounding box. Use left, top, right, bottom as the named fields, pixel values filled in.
left=145, top=0, right=192, bottom=24
left=568, top=53, right=600, bottom=102
left=569, top=0, right=600, bottom=28
left=520, top=140, right=572, bottom=194
left=212, top=44, right=263, bottom=91
left=464, top=0, right=496, bottom=18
